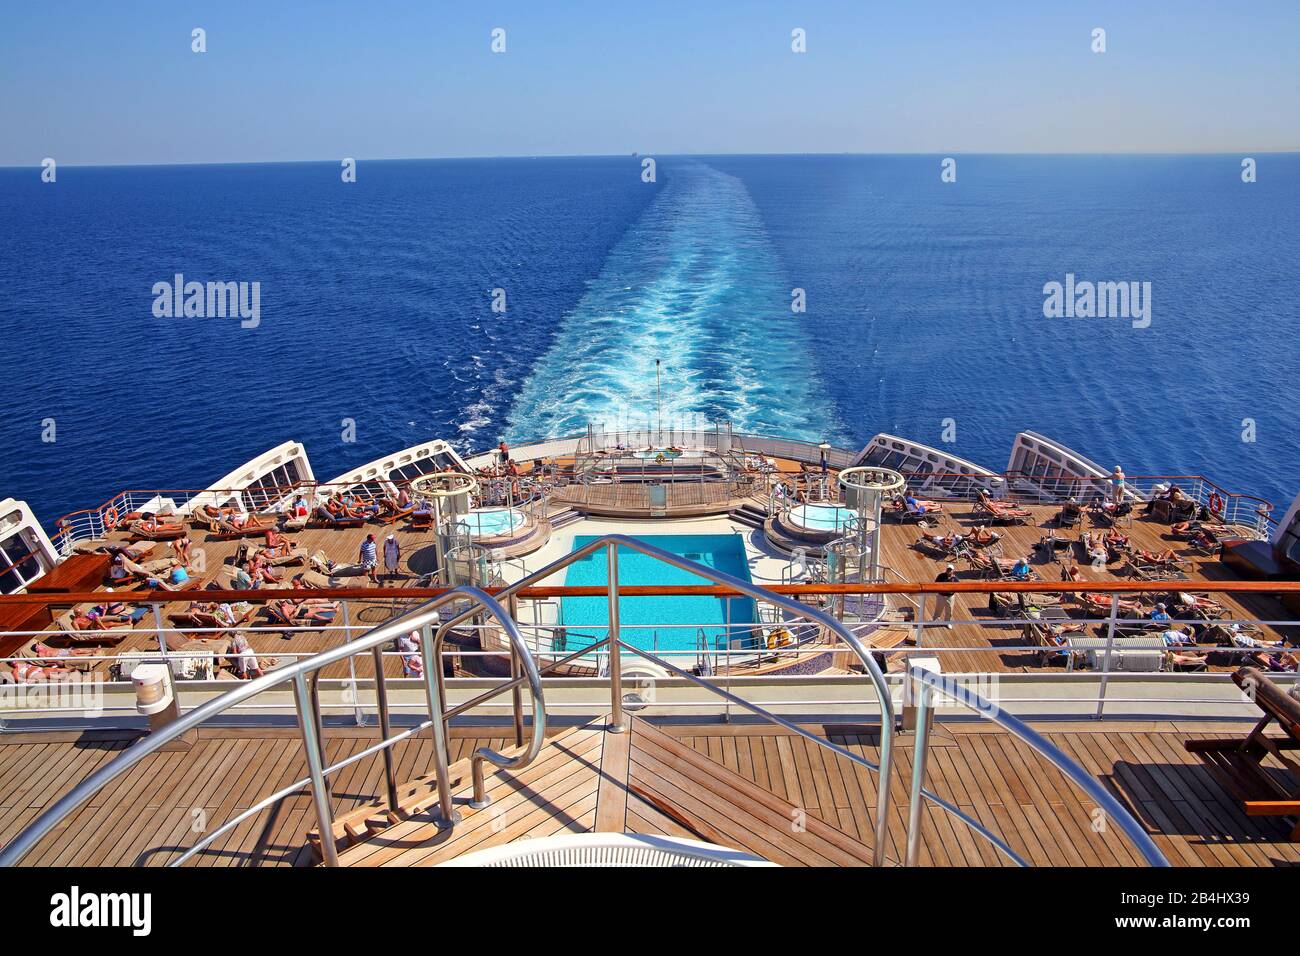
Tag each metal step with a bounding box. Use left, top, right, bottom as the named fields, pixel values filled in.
left=549, top=508, right=584, bottom=529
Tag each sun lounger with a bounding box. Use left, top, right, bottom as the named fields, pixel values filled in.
left=168, top=602, right=256, bottom=639
left=889, top=494, right=944, bottom=523
left=1055, top=502, right=1082, bottom=529
left=207, top=514, right=279, bottom=539
left=975, top=491, right=1033, bottom=525
left=266, top=599, right=340, bottom=628
left=1073, top=592, right=1146, bottom=618
left=124, top=520, right=187, bottom=541
left=309, top=505, right=368, bottom=529
left=1185, top=666, right=1300, bottom=839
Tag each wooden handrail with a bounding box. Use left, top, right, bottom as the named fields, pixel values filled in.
left=2, top=578, right=1300, bottom=607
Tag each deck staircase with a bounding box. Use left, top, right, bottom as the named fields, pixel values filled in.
left=548, top=506, right=584, bottom=530
left=728, top=500, right=769, bottom=530
left=311, top=717, right=883, bottom=867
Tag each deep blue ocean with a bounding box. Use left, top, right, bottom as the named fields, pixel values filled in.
left=2, top=155, right=1297, bottom=526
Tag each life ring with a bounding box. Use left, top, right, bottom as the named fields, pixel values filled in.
left=1207, top=492, right=1223, bottom=516
left=766, top=627, right=793, bottom=649
left=104, top=506, right=120, bottom=531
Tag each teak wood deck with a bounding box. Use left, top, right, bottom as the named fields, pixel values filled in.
left=3, top=717, right=1298, bottom=867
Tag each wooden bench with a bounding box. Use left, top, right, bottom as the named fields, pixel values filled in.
left=1185, top=666, right=1300, bottom=839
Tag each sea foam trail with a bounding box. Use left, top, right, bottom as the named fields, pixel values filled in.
left=505, top=163, right=843, bottom=442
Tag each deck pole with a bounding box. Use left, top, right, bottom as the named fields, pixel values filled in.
left=509, top=593, right=525, bottom=747
left=419, top=621, right=460, bottom=827
left=371, top=645, right=400, bottom=814
left=1094, top=593, right=1121, bottom=719
left=294, top=673, right=339, bottom=866
left=151, top=603, right=170, bottom=656
left=607, top=545, right=627, bottom=733
left=905, top=670, right=934, bottom=866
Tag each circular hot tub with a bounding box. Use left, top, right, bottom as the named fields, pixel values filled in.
left=458, top=507, right=527, bottom=538
left=767, top=502, right=861, bottom=554
left=787, top=504, right=857, bottom=534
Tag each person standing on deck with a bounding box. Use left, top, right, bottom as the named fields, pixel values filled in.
left=382, top=534, right=401, bottom=585
left=932, top=564, right=958, bottom=629
left=360, top=533, right=378, bottom=584
left=1110, top=466, right=1126, bottom=505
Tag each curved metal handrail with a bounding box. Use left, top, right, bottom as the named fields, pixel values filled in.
left=905, top=666, right=1169, bottom=867
left=429, top=533, right=897, bottom=866
left=0, top=585, right=546, bottom=868
left=623, top=642, right=1022, bottom=866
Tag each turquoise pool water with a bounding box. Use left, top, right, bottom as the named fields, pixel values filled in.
left=558, top=534, right=757, bottom=655
left=458, top=508, right=526, bottom=537
left=789, top=503, right=856, bottom=532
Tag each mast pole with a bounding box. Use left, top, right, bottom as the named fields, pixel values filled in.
left=656, top=359, right=662, bottom=445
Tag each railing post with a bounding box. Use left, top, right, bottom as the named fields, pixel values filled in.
left=905, top=669, right=934, bottom=867
left=508, top=594, right=525, bottom=748
left=293, top=673, right=339, bottom=867
left=607, top=544, right=626, bottom=733
left=1094, top=591, right=1121, bottom=719
left=371, top=645, right=399, bottom=814
left=151, top=603, right=170, bottom=656
left=418, top=621, right=460, bottom=827
left=340, top=599, right=364, bottom=726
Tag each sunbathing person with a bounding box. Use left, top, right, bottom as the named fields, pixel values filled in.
left=254, top=555, right=282, bottom=585
left=69, top=610, right=110, bottom=631
left=31, top=642, right=97, bottom=660
left=976, top=491, right=1032, bottom=521
left=967, top=525, right=1002, bottom=547
left=898, top=493, right=942, bottom=516
left=1103, top=529, right=1129, bottom=551
left=4, top=660, right=74, bottom=683
left=1250, top=650, right=1299, bottom=673
left=1157, top=627, right=1197, bottom=647
left=1170, top=520, right=1223, bottom=538
left=138, top=514, right=167, bottom=534
left=88, top=600, right=149, bottom=627
left=1175, top=592, right=1225, bottom=618
left=269, top=597, right=338, bottom=626
left=342, top=496, right=379, bottom=519
left=1061, top=563, right=1083, bottom=583
left=109, top=553, right=181, bottom=585
left=1078, top=593, right=1145, bottom=616
left=1080, top=532, right=1109, bottom=566
left=1135, top=547, right=1181, bottom=566
left=147, top=565, right=192, bottom=591
left=918, top=530, right=965, bottom=553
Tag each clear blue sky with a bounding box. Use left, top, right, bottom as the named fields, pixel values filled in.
left=2, top=0, right=1297, bottom=165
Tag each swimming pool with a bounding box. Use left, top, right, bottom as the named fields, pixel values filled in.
left=558, top=534, right=757, bottom=656
left=457, top=507, right=526, bottom=537
left=788, top=504, right=857, bottom=533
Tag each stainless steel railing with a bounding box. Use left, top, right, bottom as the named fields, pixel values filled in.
left=0, top=584, right=547, bottom=868
left=422, top=533, right=897, bottom=863
left=903, top=664, right=1169, bottom=867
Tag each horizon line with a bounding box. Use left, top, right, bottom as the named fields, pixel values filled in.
left=5, top=147, right=1300, bottom=171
